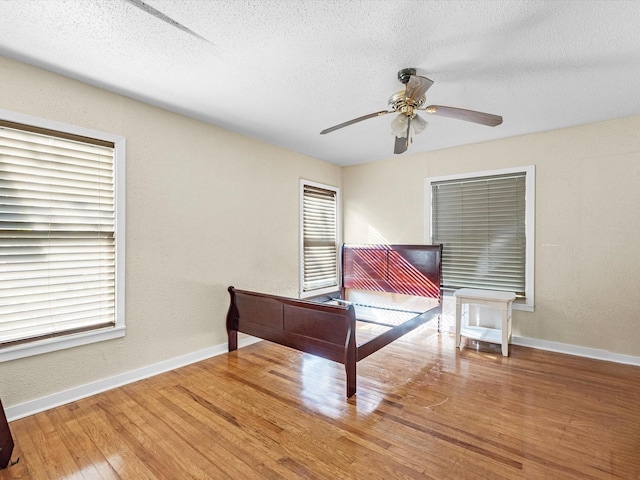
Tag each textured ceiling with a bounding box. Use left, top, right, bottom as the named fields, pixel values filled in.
left=1, top=0, right=639, bottom=166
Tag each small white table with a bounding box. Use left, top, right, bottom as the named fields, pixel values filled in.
left=455, top=288, right=516, bottom=356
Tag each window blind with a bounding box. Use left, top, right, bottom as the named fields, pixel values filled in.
left=0, top=122, right=116, bottom=346
left=432, top=173, right=526, bottom=296
left=302, top=184, right=338, bottom=292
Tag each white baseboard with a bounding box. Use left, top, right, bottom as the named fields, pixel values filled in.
left=512, top=335, right=640, bottom=366
left=5, top=336, right=262, bottom=422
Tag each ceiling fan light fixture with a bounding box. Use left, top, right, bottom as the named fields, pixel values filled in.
left=412, top=113, right=428, bottom=134
left=390, top=113, right=409, bottom=137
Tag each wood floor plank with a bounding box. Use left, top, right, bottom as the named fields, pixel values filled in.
left=74, top=402, right=160, bottom=479
left=1, top=329, right=639, bottom=479
left=151, top=384, right=297, bottom=479
left=99, top=387, right=217, bottom=479
left=35, top=410, right=100, bottom=480
left=49, top=405, right=121, bottom=480
left=170, top=373, right=362, bottom=478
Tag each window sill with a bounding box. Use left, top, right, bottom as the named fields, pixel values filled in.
left=300, top=286, right=339, bottom=299
left=513, top=301, right=534, bottom=312
left=0, top=326, right=125, bottom=363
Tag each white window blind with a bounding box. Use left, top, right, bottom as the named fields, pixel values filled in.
left=302, top=183, right=338, bottom=293
left=0, top=121, right=116, bottom=346
left=431, top=172, right=527, bottom=296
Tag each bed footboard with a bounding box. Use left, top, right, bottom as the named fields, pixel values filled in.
left=227, top=286, right=358, bottom=397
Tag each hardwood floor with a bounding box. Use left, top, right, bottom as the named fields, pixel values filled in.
left=2, top=326, right=640, bottom=479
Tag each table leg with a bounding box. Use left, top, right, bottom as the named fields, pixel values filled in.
left=501, top=307, right=509, bottom=357
left=455, top=298, right=462, bottom=350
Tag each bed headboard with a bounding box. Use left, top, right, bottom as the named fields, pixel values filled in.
left=341, top=244, right=442, bottom=302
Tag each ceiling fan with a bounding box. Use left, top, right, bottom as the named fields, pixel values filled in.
left=320, top=68, right=503, bottom=154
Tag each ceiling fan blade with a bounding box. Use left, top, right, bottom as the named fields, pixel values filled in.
left=394, top=135, right=408, bottom=154
left=405, top=75, right=434, bottom=102
left=424, top=105, right=503, bottom=127
left=393, top=116, right=411, bottom=154
left=320, top=110, right=391, bottom=134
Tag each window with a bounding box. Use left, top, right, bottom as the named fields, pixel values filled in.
left=299, top=180, right=340, bottom=298
left=0, top=111, right=125, bottom=361
left=425, top=166, right=534, bottom=310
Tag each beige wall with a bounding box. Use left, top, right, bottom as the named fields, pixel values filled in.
left=0, top=56, right=341, bottom=407
left=343, top=116, right=640, bottom=356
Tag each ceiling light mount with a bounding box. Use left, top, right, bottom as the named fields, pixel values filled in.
left=397, top=68, right=417, bottom=85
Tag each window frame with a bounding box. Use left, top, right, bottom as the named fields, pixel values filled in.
left=299, top=179, right=341, bottom=299
left=0, top=109, right=126, bottom=362
left=424, top=165, right=535, bottom=311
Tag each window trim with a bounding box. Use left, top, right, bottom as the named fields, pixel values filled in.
left=299, top=179, right=341, bottom=299
left=0, top=108, right=126, bottom=362
left=424, top=165, right=535, bottom=311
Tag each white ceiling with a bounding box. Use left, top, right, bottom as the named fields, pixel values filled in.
left=1, top=0, right=639, bottom=166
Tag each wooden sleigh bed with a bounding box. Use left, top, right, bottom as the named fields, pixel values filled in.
left=226, top=244, right=443, bottom=397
